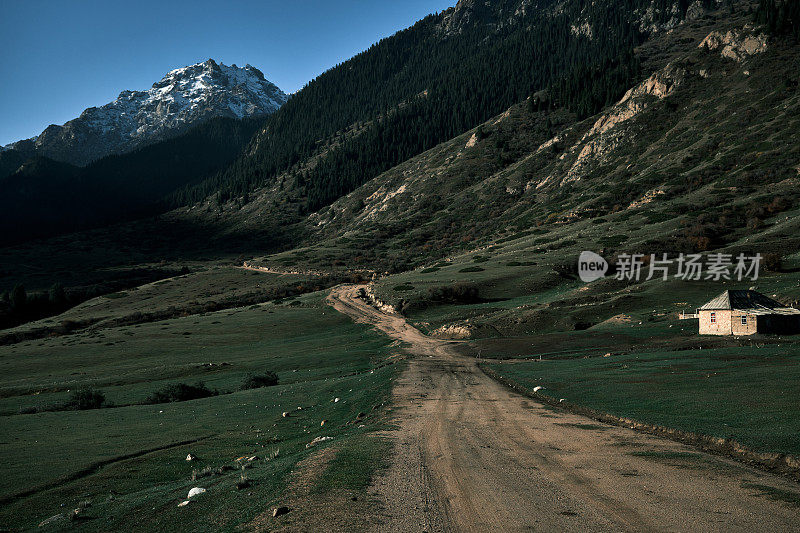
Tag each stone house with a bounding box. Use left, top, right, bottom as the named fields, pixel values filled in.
left=697, top=290, right=800, bottom=336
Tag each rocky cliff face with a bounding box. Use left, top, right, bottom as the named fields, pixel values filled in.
left=7, top=59, right=287, bottom=166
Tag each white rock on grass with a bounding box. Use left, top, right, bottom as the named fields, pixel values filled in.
left=188, top=487, right=207, bottom=499
left=306, top=436, right=333, bottom=448
left=533, top=386, right=544, bottom=392
left=178, top=500, right=191, bottom=507
left=38, top=514, right=69, bottom=527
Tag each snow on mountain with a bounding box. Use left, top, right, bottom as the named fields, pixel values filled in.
left=12, top=59, right=287, bottom=166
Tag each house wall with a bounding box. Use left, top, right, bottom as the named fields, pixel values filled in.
left=757, top=315, right=800, bottom=335
left=730, top=312, right=758, bottom=335
left=699, top=310, right=732, bottom=335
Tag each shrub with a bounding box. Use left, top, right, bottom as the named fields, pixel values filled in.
left=64, top=388, right=106, bottom=410
left=146, top=382, right=217, bottom=404
left=763, top=253, right=783, bottom=272
left=236, top=473, right=251, bottom=490
left=427, top=283, right=480, bottom=304
left=553, top=260, right=578, bottom=280
left=459, top=266, right=485, bottom=273
left=240, top=372, right=279, bottom=390
left=393, top=284, right=415, bottom=291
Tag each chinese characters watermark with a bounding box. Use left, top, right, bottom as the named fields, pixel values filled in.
left=579, top=252, right=761, bottom=283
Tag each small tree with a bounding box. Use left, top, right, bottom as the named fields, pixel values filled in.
left=763, top=252, right=783, bottom=272
left=65, top=388, right=106, bottom=410
left=10, top=285, right=26, bottom=311
left=49, top=283, right=66, bottom=306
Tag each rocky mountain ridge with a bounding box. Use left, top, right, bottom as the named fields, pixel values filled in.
left=4, top=59, right=287, bottom=166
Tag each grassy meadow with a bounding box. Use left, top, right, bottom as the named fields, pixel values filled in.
left=0, top=287, right=400, bottom=531
left=482, top=343, right=800, bottom=455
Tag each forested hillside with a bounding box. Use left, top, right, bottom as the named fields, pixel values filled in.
left=174, top=0, right=717, bottom=212
left=224, top=0, right=798, bottom=279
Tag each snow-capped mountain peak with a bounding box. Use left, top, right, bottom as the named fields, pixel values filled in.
left=11, top=59, right=288, bottom=166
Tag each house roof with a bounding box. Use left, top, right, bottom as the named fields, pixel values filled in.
left=700, top=290, right=800, bottom=315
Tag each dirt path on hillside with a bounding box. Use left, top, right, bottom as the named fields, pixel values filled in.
left=327, top=285, right=800, bottom=532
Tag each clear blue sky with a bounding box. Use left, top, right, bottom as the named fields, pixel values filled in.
left=0, top=0, right=455, bottom=146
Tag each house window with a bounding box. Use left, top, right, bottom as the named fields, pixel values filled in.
left=741, top=316, right=748, bottom=325
left=710, top=312, right=716, bottom=324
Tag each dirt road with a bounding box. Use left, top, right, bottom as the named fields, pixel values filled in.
left=327, top=285, right=800, bottom=532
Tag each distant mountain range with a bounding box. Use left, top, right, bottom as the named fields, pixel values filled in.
left=2, top=59, right=287, bottom=166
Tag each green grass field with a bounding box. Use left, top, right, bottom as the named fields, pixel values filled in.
left=3, top=266, right=316, bottom=340
left=0, top=291, right=400, bottom=531
left=483, top=343, right=800, bottom=455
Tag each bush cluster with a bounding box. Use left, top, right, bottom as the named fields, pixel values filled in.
left=240, top=372, right=279, bottom=390
left=146, top=382, right=218, bottom=404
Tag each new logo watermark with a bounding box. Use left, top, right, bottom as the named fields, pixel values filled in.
left=577, top=252, right=762, bottom=283
left=578, top=251, right=609, bottom=282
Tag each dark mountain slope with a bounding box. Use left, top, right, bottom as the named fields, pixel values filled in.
left=0, top=150, right=26, bottom=180
left=0, top=116, right=265, bottom=245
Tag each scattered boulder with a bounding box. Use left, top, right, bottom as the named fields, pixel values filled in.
left=187, top=487, right=207, bottom=499
left=178, top=500, right=191, bottom=507
left=306, top=436, right=333, bottom=448
left=533, top=386, right=544, bottom=393
left=320, top=419, right=327, bottom=426
left=273, top=506, right=291, bottom=518
left=282, top=411, right=289, bottom=418
left=186, top=453, right=197, bottom=462
left=38, top=513, right=69, bottom=528
left=430, top=323, right=474, bottom=339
